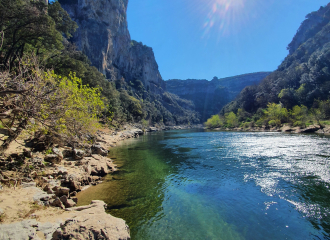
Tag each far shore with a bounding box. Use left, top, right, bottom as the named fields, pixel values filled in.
left=207, top=124, right=330, bottom=135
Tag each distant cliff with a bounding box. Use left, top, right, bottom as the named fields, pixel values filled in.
left=222, top=3, right=330, bottom=115
left=58, top=0, right=165, bottom=94
left=166, top=72, right=270, bottom=121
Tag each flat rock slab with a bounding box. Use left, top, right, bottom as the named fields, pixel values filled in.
left=0, top=219, right=61, bottom=240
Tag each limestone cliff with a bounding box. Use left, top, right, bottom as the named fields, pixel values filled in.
left=166, top=72, right=270, bottom=122
left=58, top=0, right=164, bottom=94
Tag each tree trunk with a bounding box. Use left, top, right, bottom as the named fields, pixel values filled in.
left=0, top=118, right=28, bottom=151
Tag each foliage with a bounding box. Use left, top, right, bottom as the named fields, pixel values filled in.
left=204, top=115, right=223, bottom=128
left=221, top=4, right=330, bottom=118
left=0, top=0, right=200, bottom=138
left=54, top=72, right=104, bottom=137
left=263, top=103, right=289, bottom=126
left=0, top=0, right=77, bottom=69
left=0, top=57, right=104, bottom=150
left=48, top=1, right=77, bottom=39
left=205, top=99, right=330, bottom=129
left=225, top=112, right=238, bottom=128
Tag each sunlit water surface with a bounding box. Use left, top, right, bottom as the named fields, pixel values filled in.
left=77, top=130, right=330, bottom=240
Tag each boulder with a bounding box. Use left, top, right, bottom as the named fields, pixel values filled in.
left=60, top=196, right=76, bottom=208
left=57, top=167, right=68, bottom=175
left=82, top=155, right=115, bottom=176
left=300, top=125, right=320, bottom=133
left=281, top=126, right=293, bottom=132
left=50, top=197, right=65, bottom=209
left=149, top=127, right=158, bottom=132
left=73, top=149, right=85, bottom=160
left=52, top=148, right=63, bottom=160
left=62, top=148, right=73, bottom=158
left=91, top=144, right=108, bottom=156
left=52, top=186, right=70, bottom=197
left=44, top=154, right=61, bottom=164
left=52, top=200, right=130, bottom=240
left=23, top=149, right=32, bottom=158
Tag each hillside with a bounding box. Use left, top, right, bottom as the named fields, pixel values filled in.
left=166, top=72, right=270, bottom=122
left=222, top=3, right=330, bottom=116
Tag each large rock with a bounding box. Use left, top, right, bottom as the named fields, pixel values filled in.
left=91, top=144, right=108, bottom=156
left=82, top=155, right=116, bottom=176
left=59, top=195, right=76, bottom=208
left=44, top=154, right=61, bottom=164
left=300, top=125, right=320, bottom=133
left=0, top=219, right=61, bottom=240
left=0, top=201, right=130, bottom=240
left=52, top=148, right=63, bottom=160
left=50, top=197, right=65, bottom=209
left=73, top=149, right=86, bottom=160
left=53, top=200, right=130, bottom=240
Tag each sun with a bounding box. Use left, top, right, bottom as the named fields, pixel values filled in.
left=202, top=0, right=247, bottom=37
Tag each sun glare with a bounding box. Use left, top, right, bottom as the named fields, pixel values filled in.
left=202, top=0, right=247, bottom=38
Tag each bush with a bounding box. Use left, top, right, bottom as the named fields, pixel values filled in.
left=0, top=58, right=105, bottom=149
left=293, top=121, right=304, bottom=127
left=268, top=120, right=277, bottom=127
left=204, top=115, right=223, bottom=129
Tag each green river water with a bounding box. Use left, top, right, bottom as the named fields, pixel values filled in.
left=77, top=129, right=330, bottom=240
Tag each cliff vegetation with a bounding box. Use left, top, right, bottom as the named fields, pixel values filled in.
left=211, top=4, right=330, bottom=130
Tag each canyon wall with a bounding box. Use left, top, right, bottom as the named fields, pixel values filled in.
left=166, top=72, right=270, bottom=121
left=58, top=0, right=165, bottom=94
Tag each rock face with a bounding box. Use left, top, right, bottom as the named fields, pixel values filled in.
left=166, top=72, right=270, bottom=121
left=58, top=0, right=165, bottom=94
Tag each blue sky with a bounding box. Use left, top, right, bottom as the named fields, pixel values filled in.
left=127, top=0, right=330, bottom=80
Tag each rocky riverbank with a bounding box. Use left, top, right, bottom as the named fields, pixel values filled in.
left=0, top=125, right=147, bottom=240
left=0, top=123, right=203, bottom=239
left=211, top=124, right=330, bottom=135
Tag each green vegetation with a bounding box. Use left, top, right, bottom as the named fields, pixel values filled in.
left=221, top=5, right=330, bottom=122
left=204, top=115, right=223, bottom=129
left=0, top=0, right=200, bottom=150
left=205, top=100, right=330, bottom=129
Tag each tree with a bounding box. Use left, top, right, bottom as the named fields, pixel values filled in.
left=0, top=0, right=77, bottom=69
left=225, top=112, right=238, bottom=128
left=0, top=57, right=104, bottom=150
left=263, top=103, right=289, bottom=127
left=204, top=114, right=223, bottom=129
left=291, top=105, right=308, bottom=127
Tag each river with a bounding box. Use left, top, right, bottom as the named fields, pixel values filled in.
left=77, top=129, right=330, bottom=240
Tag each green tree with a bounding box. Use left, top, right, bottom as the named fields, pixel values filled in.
left=225, top=112, right=238, bottom=128
left=204, top=114, right=223, bottom=129
left=0, top=0, right=77, bottom=69
left=0, top=57, right=104, bottom=150
left=291, top=105, right=308, bottom=127
left=263, top=103, right=289, bottom=127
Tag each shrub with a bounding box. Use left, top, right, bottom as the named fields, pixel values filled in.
left=204, top=115, right=223, bottom=129
left=268, top=120, right=277, bottom=127
left=293, top=121, right=304, bottom=127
